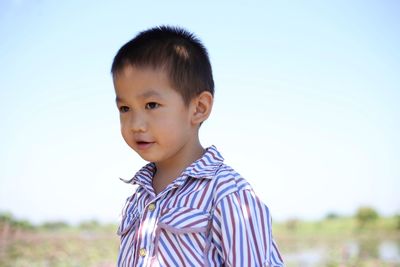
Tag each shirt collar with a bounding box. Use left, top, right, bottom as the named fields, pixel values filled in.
left=120, top=145, right=224, bottom=186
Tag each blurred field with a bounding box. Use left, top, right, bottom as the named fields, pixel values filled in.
left=274, top=215, right=400, bottom=267
left=1, top=210, right=399, bottom=267
left=0, top=220, right=119, bottom=267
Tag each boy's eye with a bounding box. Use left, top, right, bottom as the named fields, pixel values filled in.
left=119, top=106, right=129, bottom=113
left=145, top=102, right=160, bottom=109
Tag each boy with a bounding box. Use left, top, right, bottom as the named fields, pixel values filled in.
left=111, top=26, right=284, bottom=267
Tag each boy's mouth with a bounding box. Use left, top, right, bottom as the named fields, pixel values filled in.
left=136, top=141, right=154, bottom=150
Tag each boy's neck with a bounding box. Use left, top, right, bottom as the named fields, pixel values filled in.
left=152, top=141, right=205, bottom=195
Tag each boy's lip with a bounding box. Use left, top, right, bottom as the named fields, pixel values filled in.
left=135, top=141, right=155, bottom=150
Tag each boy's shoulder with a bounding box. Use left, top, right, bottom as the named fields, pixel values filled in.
left=184, top=145, right=255, bottom=203
left=210, top=161, right=254, bottom=202
left=181, top=145, right=253, bottom=189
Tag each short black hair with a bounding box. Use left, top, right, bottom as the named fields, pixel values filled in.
left=111, top=25, right=214, bottom=105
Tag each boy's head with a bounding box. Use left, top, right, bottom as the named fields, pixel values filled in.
left=111, top=25, right=214, bottom=105
left=111, top=26, right=214, bottom=164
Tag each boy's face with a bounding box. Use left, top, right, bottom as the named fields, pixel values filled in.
left=113, top=66, right=197, bottom=164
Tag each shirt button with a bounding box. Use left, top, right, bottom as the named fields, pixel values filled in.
left=148, top=203, right=156, bottom=212
left=139, top=248, right=147, bottom=257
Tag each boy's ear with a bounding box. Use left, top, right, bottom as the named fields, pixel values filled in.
left=190, top=91, right=213, bottom=125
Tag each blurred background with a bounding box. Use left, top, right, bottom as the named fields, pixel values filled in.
left=0, top=0, right=399, bottom=266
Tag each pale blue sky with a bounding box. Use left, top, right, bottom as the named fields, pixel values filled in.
left=0, top=0, right=399, bottom=224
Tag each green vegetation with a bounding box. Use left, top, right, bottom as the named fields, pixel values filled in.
left=274, top=215, right=399, bottom=239
left=0, top=212, right=119, bottom=267
left=0, top=212, right=34, bottom=231
left=325, top=212, right=341, bottom=220
left=356, top=206, right=379, bottom=228
left=1, top=208, right=399, bottom=266
left=273, top=208, right=400, bottom=267
left=396, top=213, right=400, bottom=230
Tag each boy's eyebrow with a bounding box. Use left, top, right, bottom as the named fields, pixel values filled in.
left=115, top=90, right=162, bottom=103
left=139, top=89, right=163, bottom=99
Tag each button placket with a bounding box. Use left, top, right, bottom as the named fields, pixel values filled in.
left=138, top=201, right=159, bottom=263
left=139, top=187, right=178, bottom=262
left=148, top=203, right=156, bottom=212
left=139, top=248, right=147, bottom=257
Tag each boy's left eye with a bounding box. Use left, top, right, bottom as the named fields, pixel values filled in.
left=145, top=102, right=160, bottom=109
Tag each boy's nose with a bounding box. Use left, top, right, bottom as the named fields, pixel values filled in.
left=129, top=113, right=147, bottom=132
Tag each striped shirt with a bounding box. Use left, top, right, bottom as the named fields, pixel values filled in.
left=117, top=146, right=284, bottom=266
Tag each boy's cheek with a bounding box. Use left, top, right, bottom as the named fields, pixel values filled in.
left=120, top=127, right=130, bottom=142
left=121, top=133, right=136, bottom=150
left=119, top=118, right=131, bottom=131
left=121, top=126, right=131, bottom=137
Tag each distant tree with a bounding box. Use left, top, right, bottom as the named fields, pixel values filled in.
left=41, top=221, right=69, bottom=230
left=285, top=218, right=299, bottom=231
left=355, top=206, right=379, bottom=227
left=79, top=219, right=100, bottom=230
left=14, top=219, right=34, bottom=230
left=0, top=211, right=15, bottom=239
left=395, top=214, right=400, bottom=230
left=0, top=211, right=15, bottom=224
left=325, top=212, right=340, bottom=220
left=0, top=211, right=34, bottom=230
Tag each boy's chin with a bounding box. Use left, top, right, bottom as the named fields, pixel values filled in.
left=136, top=151, right=159, bottom=163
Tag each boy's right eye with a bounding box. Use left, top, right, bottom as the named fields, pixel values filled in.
left=119, top=106, right=129, bottom=113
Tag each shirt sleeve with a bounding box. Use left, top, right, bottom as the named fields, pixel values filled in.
left=211, top=189, right=284, bottom=267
